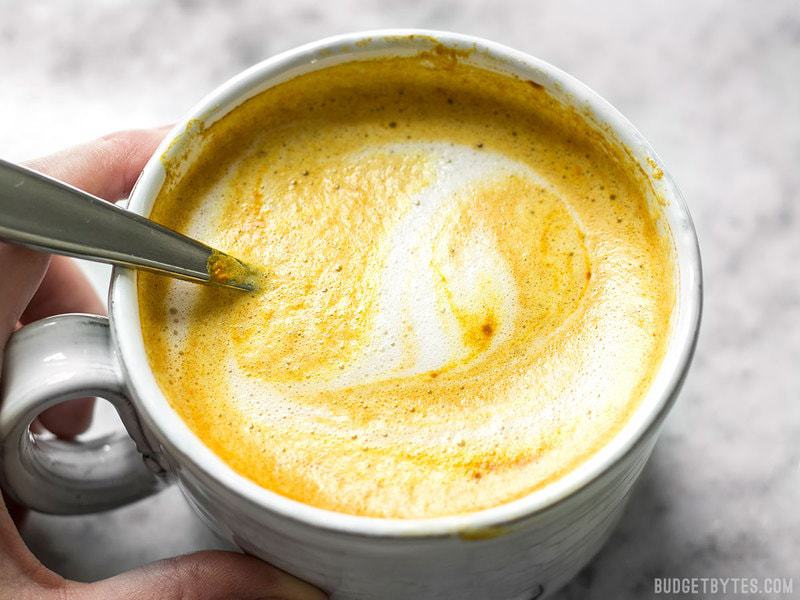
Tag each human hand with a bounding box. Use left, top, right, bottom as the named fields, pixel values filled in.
left=0, top=129, right=325, bottom=600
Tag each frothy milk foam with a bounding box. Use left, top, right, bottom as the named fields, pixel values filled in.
left=139, top=53, right=675, bottom=518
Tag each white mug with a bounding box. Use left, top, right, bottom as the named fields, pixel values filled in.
left=0, top=30, right=702, bottom=599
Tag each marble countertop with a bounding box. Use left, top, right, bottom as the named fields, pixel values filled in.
left=2, top=1, right=798, bottom=597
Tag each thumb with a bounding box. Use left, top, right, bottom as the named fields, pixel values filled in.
left=73, top=550, right=327, bottom=600
left=24, top=127, right=170, bottom=201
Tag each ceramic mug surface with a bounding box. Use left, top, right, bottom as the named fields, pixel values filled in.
left=0, top=30, right=702, bottom=599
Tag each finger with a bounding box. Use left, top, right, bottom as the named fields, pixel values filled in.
left=21, top=256, right=105, bottom=323
left=0, top=244, right=49, bottom=350
left=35, top=398, right=94, bottom=441
left=2, top=490, right=26, bottom=528
left=0, top=491, right=64, bottom=590
left=21, top=256, right=106, bottom=438
left=74, top=550, right=327, bottom=600
left=24, top=126, right=171, bottom=201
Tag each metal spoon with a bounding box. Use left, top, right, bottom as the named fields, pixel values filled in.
left=0, top=158, right=255, bottom=291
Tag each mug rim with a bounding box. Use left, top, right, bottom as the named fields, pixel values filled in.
left=111, top=29, right=702, bottom=537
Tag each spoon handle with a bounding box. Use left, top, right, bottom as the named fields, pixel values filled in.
left=0, top=158, right=251, bottom=291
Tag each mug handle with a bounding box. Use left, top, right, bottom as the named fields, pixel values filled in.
left=0, top=313, right=165, bottom=514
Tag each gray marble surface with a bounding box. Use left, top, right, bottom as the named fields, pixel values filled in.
left=2, top=1, right=799, bottom=598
